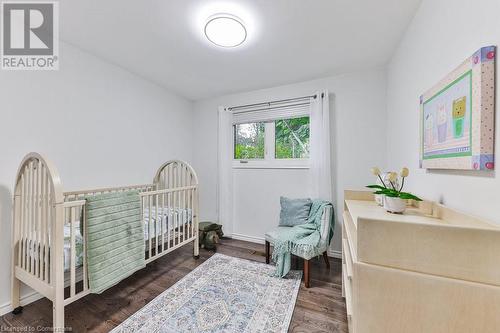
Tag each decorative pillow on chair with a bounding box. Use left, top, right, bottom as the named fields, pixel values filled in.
left=279, top=196, right=312, bottom=227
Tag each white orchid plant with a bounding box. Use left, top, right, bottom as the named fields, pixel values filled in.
left=367, top=167, right=422, bottom=201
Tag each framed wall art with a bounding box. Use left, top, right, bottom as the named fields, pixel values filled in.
left=420, top=45, right=495, bottom=170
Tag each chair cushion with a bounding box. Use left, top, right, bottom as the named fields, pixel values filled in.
left=265, top=226, right=291, bottom=243
left=278, top=197, right=312, bottom=226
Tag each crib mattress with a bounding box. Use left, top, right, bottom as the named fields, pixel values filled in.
left=63, top=207, right=192, bottom=271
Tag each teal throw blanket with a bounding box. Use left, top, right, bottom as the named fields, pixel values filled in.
left=272, top=200, right=333, bottom=278
left=85, top=191, right=145, bottom=293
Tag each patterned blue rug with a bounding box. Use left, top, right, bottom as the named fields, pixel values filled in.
left=111, top=253, right=302, bottom=333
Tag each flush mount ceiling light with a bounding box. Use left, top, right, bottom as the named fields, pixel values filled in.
left=204, top=14, right=247, bottom=48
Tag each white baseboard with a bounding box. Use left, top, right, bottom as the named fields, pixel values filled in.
left=230, top=233, right=266, bottom=244
left=229, top=233, right=343, bottom=259
left=328, top=249, right=342, bottom=259
left=0, top=291, right=44, bottom=317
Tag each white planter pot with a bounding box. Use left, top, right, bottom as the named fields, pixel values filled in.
left=383, top=196, right=406, bottom=214
left=374, top=194, right=385, bottom=206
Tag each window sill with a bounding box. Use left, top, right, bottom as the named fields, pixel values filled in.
left=232, top=160, right=310, bottom=170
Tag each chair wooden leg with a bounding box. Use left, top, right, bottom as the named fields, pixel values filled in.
left=265, top=241, right=270, bottom=264
left=304, top=259, right=310, bottom=288
left=322, top=251, right=330, bottom=269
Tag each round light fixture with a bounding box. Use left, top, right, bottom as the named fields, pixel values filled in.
left=204, top=14, right=247, bottom=48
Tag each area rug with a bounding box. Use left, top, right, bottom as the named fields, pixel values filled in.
left=111, top=253, right=302, bottom=333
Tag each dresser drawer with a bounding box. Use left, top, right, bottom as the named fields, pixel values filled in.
left=343, top=239, right=353, bottom=280
left=343, top=263, right=354, bottom=331
left=342, top=211, right=357, bottom=260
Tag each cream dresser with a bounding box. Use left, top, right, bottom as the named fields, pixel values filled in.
left=342, top=190, right=500, bottom=333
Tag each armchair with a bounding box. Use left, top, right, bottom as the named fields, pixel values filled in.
left=265, top=205, right=333, bottom=288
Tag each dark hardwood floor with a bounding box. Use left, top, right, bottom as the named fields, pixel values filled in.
left=0, top=239, right=348, bottom=332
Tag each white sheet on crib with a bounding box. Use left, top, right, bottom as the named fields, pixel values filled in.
left=142, top=207, right=193, bottom=240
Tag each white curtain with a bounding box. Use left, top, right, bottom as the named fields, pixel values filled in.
left=217, top=106, right=234, bottom=236
left=309, top=91, right=332, bottom=201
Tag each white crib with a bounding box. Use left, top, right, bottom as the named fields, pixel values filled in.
left=10, top=152, right=199, bottom=330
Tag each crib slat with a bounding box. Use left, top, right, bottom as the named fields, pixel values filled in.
left=186, top=186, right=189, bottom=240
left=43, top=168, right=49, bottom=282
left=24, top=167, right=29, bottom=271
left=48, top=180, right=53, bottom=284
left=35, top=162, right=41, bottom=278
left=162, top=166, right=167, bottom=189
left=24, top=162, right=33, bottom=272
left=70, top=206, right=76, bottom=297
left=194, top=188, right=197, bottom=242
left=148, top=195, right=152, bottom=259
left=24, top=164, right=29, bottom=271
left=40, top=165, right=45, bottom=279
left=40, top=164, right=46, bottom=281
left=175, top=189, right=179, bottom=246
left=29, top=161, right=34, bottom=274
left=183, top=188, right=186, bottom=243
left=173, top=163, right=176, bottom=188
left=167, top=193, right=171, bottom=249
left=172, top=189, right=176, bottom=246
left=155, top=194, right=159, bottom=255
left=82, top=205, right=88, bottom=291
left=192, top=188, right=195, bottom=239
left=186, top=188, right=190, bottom=240
left=178, top=166, right=182, bottom=243
left=158, top=193, right=166, bottom=253
left=38, top=163, right=43, bottom=278
left=18, top=174, right=24, bottom=269
left=189, top=188, right=193, bottom=240
left=170, top=164, right=173, bottom=188
left=180, top=190, right=183, bottom=243
left=39, top=165, right=44, bottom=280
left=168, top=164, right=175, bottom=248
left=161, top=192, right=165, bottom=253
left=33, top=162, right=37, bottom=276
left=183, top=168, right=186, bottom=242
left=80, top=206, right=89, bottom=291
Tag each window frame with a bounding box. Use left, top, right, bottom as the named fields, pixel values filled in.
left=232, top=120, right=310, bottom=169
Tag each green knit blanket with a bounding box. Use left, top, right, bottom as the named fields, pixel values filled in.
left=85, top=191, right=145, bottom=293
left=272, top=200, right=333, bottom=278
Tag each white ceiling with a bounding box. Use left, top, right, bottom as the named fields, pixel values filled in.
left=60, top=0, right=421, bottom=101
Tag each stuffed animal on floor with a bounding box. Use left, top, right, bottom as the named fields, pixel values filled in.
left=198, top=222, right=224, bottom=251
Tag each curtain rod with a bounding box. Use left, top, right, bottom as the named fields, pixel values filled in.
left=231, top=102, right=311, bottom=115
left=227, top=93, right=320, bottom=112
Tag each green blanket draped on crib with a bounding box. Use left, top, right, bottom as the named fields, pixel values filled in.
left=85, top=190, right=145, bottom=294
left=272, top=200, right=333, bottom=278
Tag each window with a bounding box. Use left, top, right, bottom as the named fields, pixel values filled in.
left=233, top=116, right=310, bottom=168
left=234, top=122, right=265, bottom=159
left=275, top=116, right=310, bottom=159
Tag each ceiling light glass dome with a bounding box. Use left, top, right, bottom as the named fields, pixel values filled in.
left=204, top=14, right=247, bottom=48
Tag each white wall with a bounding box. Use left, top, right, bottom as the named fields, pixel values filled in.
left=192, top=68, right=388, bottom=254
left=232, top=169, right=311, bottom=243
left=386, top=0, right=500, bottom=223
left=0, top=42, right=193, bottom=312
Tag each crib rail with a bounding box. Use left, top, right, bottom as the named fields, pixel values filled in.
left=140, top=185, right=198, bottom=263
left=63, top=183, right=154, bottom=201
